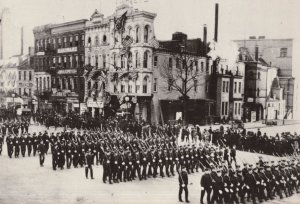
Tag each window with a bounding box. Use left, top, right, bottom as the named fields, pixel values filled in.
left=95, top=56, right=99, bottom=68
left=144, top=25, right=149, bottom=43
left=103, top=35, right=107, bottom=44
left=222, top=102, right=225, bottom=115
left=23, top=71, right=26, bottom=81
left=154, top=78, right=157, bottom=92
left=87, top=36, right=91, bottom=46
left=75, top=55, right=78, bottom=67
left=225, top=102, right=228, bottom=115
left=234, top=103, right=237, bottom=115
left=113, top=54, right=117, bottom=67
left=69, top=36, right=73, bottom=47
left=257, top=72, right=261, bottom=80
left=128, top=84, right=132, bottom=93
left=75, top=35, right=79, bottom=46
left=143, top=51, right=148, bottom=68
left=234, top=82, right=237, bottom=93
left=194, top=80, right=198, bottom=92
left=154, top=56, right=158, bottom=67
left=63, top=37, right=67, bottom=48
left=280, top=48, right=287, bottom=57
left=238, top=82, right=241, bottom=93
left=257, top=88, right=260, bottom=96
left=121, top=84, right=125, bottom=93
left=103, top=55, right=106, bottom=68
left=136, top=85, right=140, bottom=93
left=121, top=54, right=125, bottom=68
left=47, top=77, right=50, bottom=89
left=226, top=81, right=229, bottom=93
left=19, top=88, right=22, bottom=95
left=195, top=61, right=199, bottom=72
left=135, top=52, right=139, bottom=68
left=19, top=71, right=21, bottom=80
left=94, top=81, right=98, bottom=89
left=88, top=56, right=91, bottom=65
left=29, top=71, right=32, bottom=81
left=88, top=81, right=91, bottom=89
left=238, top=103, right=241, bottom=115
left=136, top=27, right=140, bottom=43
left=63, top=56, right=67, bottom=68
left=169, top=58, right=173, bottom=69
left=29, top=88, right=31, bottom=96
left=81, top=35, right=85, bottom=46
left=95, top=36, right=99, bottom=46
left=176, top=58, right=180, bottom=68
left=201, top=61, right=204, bottom=72
left=114, top=84, right=118, bottom=93
left=143, top=77, right=148, bottom=93
left=222, top=81, right=226, bottom=92
left=168, top=79, right=172, bottom=91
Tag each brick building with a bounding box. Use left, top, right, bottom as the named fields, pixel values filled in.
left=234, top=37, right=295, bottom=119
left=32, top=19, right=87, bottom=113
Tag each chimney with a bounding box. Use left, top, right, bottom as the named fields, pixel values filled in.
left=255, top=46, right=259, bottom=61
left=21, top=26, right=24, bottom=55
left=203, top=24, right=207, bottom=54
left=214, top=3, right=219, bottom=42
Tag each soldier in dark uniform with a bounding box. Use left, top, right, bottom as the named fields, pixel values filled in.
left=66, top=142, right=73, bottom=169
left=37, top=140, right=46, bottom=167
left=211, top=168, right=224, bottom=204
left=6, top=134, right=14, bottom=158
left=0, top=133, right=3, bottom=155
left=14, top=135, right=20, bottom=158
left=103, top=151, right=113, bottom=184
left=85, top=149, right=94, bottom=179
left=178, top=166, right=189, bottom=203
left=200, top=168, right=212, bottom=204
left=20, top=134, right=27, bottom=157
left=27, top=133, right=33, bottom=156
left=141, top=151, right=148, bottom=180
left=244, top=167, right=258, bottom=204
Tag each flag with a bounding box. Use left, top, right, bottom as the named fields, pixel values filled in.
left=149, top=36, right=159, bottom=48
left=87, top=69, right=98, bottom=81
left=90, top=70, right=102, bottom=81
left=119, top=71, right=129, bottom=80
left=111, top=72, right=119, bottom=81
left=114, top=11, right=128, bottom=33
left=130, top=71, right=138, bottom=80
left=122, top=35, right=133, bottom=48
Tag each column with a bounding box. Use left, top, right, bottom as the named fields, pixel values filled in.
left=92, top=107, right=95, bottom=117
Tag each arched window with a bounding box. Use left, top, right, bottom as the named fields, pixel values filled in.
left=121, top=54, right=125, bottom=69
left=87, top=37, right=92, bottom=46
left=135, top=52, right=140, bottom=68
left=143, top=76, right=148, bottom=93
left=102, top=35, right=107, bottom=44
left=143, top=51, right=149, bottom=68
left=144, top=25, right=149, bottom=43
left=128, top=76, right=133, bottom=93
left=103, top=55, right=106, bottom=68
left=128, top=51, right=133, bottom=69
left=95, top=35, right=99, bottom=46
left=136, top=26, right=140, bottom=43
left=113, top=53, right=117, bottom=68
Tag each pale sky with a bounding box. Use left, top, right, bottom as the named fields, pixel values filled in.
left=2, top=0, right=300, bottom=117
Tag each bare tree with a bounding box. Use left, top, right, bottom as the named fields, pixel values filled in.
left=159, top=49, right=207, bottom=125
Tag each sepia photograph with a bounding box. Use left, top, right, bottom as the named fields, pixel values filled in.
left=1, top=0, right=300, bottom=203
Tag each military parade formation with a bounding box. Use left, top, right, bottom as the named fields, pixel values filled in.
left=1, top=116, right=300, bottom=204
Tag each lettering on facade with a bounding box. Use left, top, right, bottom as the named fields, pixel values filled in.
left=57, top=47, right=78, bottom=54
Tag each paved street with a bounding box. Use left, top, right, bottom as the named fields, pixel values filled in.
left=1, top=123, right=300, bottom=204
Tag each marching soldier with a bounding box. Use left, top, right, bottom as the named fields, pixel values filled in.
left=37, top=140, right=46, bottom=167
left=200, top=168, right=212, bottom=204
left=85, top=149, right=94, bottom=179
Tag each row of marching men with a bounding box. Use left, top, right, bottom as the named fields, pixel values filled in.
left=2, top=132, right=50, bottom=158
left=41, top=129, right=237, bottom=184
left=200, top=156, right=300, bottom=204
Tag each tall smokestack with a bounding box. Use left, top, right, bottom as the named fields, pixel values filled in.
left=21, top=26, right=24, bottom=55
left=203, top=24, right=207, bottom=54
left=214, top=3, right=219, bottom=42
